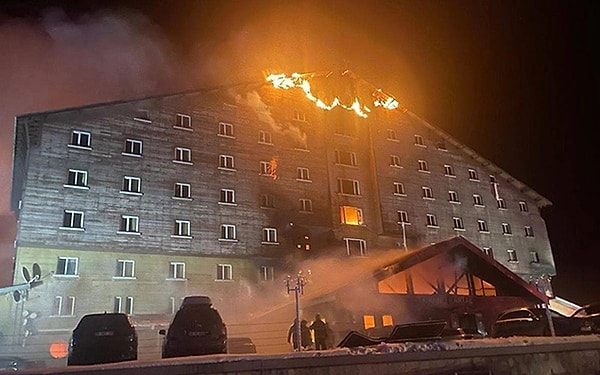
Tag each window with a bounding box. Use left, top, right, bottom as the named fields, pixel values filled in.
left=297, top=167, right=310, bottom=181
left=478, top=220, right=489, bottom=232
left=426, top=213, right=438, bottom=227
left=219, top=155, right=235, bottom=170
left=340, top=206, right=364, bottom=225
left=66, top=169, right=88, bottom=188
left=62, top=210, right=84, bottom=229
left=468, top=168, right=479, bottom=181
left=453, top=217, right=465, bottom=230
left=519, top=201, right=529, bottom=212
left=530, top=251, right=540, bottom=263
left=394, top=182, right=406, bottom=195
left=174, top=183, right=191, bottom=199
left=258, top=130, right=272, bottom=144
left=262, top=227, right=278, bottom=244
left=363, top=315, right=375, bottom=330
left=448, top=191, right=460, bottom=203
left=338, top=179, right=360, bottom=195
left=390, top=155, right=401, bottom=167
left=414, top=134, right=424, bottom=146
left=382, top=315, right=394, bottom=327
left=502, top=223, right=512, bottom=235
left=169, top=262, right=186, bottom=279
left=335, top=150, right=357, bottom=166
left=386, top=129, right=397, bottom=140
left=437, top=140, right=447, bottom=150
left=507, top=249, right=518, bottom=263
left=220, top=189, right=236, bottom=204
left=56, top=257, right=78, bottom=276
left=418, top=160, right=429, bottom=172
left=123, top=297, right=134, bottom=315
left=473, top=194, right=484, bottom=206
left=174, top=147, right=192, bottom=163
left=444, top=164, right=455, bottom=177
left=497, top=198, right=507, bottom=209
left=173, top=220, right=191, bottom=237
left=422, top=186, right=433, bottom=199
left=217, top=264, right=233, bottom=281
left=260, top=266, right=274, bottom=281
left=52, top=296, right=75, bottom=316
left=113, top=297, right=122, bottom=313
left=294, top=109, right=306, bottom=121
left=115, top=260, right=135, bottom=278
left=122, top=176, right=141, bottom=194
left=261, top=194, right=274, bottom=208
left=344, top=238, right=367, bottom=256
left=524, top=226, right=535, bottom=237
left=300, top=198, right=313, bottom=213
left=134, top=109, right=150, bottom=122
left=259, top=160, right=278, bottom=178
left=483, top=247, right=494, bottom=258
left=70, top=130, right=91, bottom=148
left=119, top=215, right=139, bottom=233
left=220, top=224, right=236, bottom=240
left=175, top=114, right=192, bottom=129
left=398, top=210, right=410, bottom=224
left=218, top=122, right=234, bottom=137
left=123, top=139, right=142, bottom=156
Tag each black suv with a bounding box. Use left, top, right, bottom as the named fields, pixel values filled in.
left=160, top=296, right=227, bottom=358
left=67, top=312, right=138, bottom=366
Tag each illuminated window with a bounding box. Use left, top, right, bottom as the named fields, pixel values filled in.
left=174, top=147, right=192, bottom=164
left=115, top=260, right=135, bottom=278
left=473, top=194, right=484, bottom=206
left=338, top=179, right=360, bottom=195
left=124, top=139, right=142, bottom=156
left=335, top=150, right=357, bottom=166
left=173, top=220, right=191, bottom=237
left=507, top=249, right=518, bottom=263
left=217, top=264, right=233, bottom=281
left=524, top=226, right=534, bottom=237
left=340, top=206, right=363, bottom=225
left=390, top=155, right=401, bottom=167
left=300, top=198, right=313, bottom=213
left=262, top=227, right=278, bottom=244
left=175, top=113, right=192, bottom=129
left=426, top=214, right=438, bottom=227
left=497, top=198, right=507, bottom=209
left=414, top=134, right=425, bottom=146
left=530, top=251, right=540, bottom=263
left=66, top=169, right=88, bottom=188
left=297, top=167, right=310, bottom=181
left=344, top=238, right=366, bottom=256
left=386, top=129, right=397, bottom=141
left=261, top=194, right=274, bottom=208
left=478, top=220, right=489, bottom=232
left=398, top=210, right=410, bottom=224
left=394, top=182, right=406, bottom=195
left=260, top=266, right=274, bottom=281
left=220, top=224, right=236, bottom=240
left=444, top=164, right=455, bottom=177
left=468, top=168, right=479, bottom=181
left=448, top=190, right=460, bottom=203
left=219, top=155, right=235, bottom=170
left=218, top=121, right=234, bottom=137
left=258, top=130, right=272, bottom=144
left=382, top=315, right=394, bottom=327
left=422, top=186, right=433, bottom=199
left=56, top=257, right=78, bottom=276
left=122, top=176, right=141, bottom=194
left=119, top=215, right=139, bottom=233
left=53, top=296, right=75, bottom=316
left=169, top=262, right=186, bottom=279
left=519, top=201, right=529, bottom=212
left=220, top=189, right=236, bottom=204
left=174, top=183, right=191, bottom=199
left=62, top=210, right=84, bottom=230
left=453, top=217, right=465, bottom=230
left=502, top=223, right=512, bottom=235
left=363, top=315, right=375, bottom=330
left=70, top=130, right=91, bottom=148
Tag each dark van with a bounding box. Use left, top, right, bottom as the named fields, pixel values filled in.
left=160, top=296, right=227, bottom=358
left=67, top=312, right=138, bottom=366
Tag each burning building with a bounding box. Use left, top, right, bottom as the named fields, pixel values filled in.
left=6, top=71, right=556, bottom=360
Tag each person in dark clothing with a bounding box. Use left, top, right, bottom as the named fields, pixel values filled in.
left=309, top=313, right=329, bottom=350
left=287, top=319, right=312, bottom=350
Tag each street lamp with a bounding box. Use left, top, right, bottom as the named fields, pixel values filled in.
left=285, top=270, right=309, bottom=351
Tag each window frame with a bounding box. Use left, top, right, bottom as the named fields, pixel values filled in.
left=296, top=167, right=311, bottom=182
left=52, top=296, right=76, bottom=317
left=219, top=188, right=236, bottom=205
left=56, top=257, right=78, bottom=276
left=448, top=190, right=460, bottom=203
left=115, top=259, right=135, bottom=279
left=444, top=164, right=455, bottom=177
left=507, top=249, right=518, bottom=263
left=168, top=262, right=186, bottom=280
left=69, top=130, right=91, bottom=149
left=418, top=160, right=430, bottom=172
left=344, top=238, right=367, bottom=257
left=262, top=227, right=279, bottom=244
left=174, top=182, right=192, bottom=200
left=338, top=178, right=361, bottom=195
left=258, top=130, right=273, bottom=144
left=397, top=210, right=410, bottom=224
left=61, top=210, right=84, bottom=230
left=175, top=113, right=192, bottom=130
left=220, top=224, right=237, bottom=241
left=519, top=201, right=529, bottom=212
left=477, top=220, right=489, bottom=233
left=426, top=213, right=438, bottom=227
left=340, top=206, right=364, bottom=225
left=502, top=222, right=512, bottom=235
left=218, top=121, right=235, bottom=138
left=119, top=215, right=140, bottom=234
left=123, top=139, right=143, bottom=157
left=422, top=186, right=434, bottom=199
left=173, top=219, right=191, bottom=238
left=299, top=198, right=313, bottom=213
left=217, top=264, right=233, bottom=281
left=473, top=194, right=484, bottom=206
left=219, top=154, right=235, bottom=170
left=468, top=168, right=480, bottom=181
left=524, top=226, right=535, bottom=237
left=414, top=134, right=425, bottom=146
left=393, top=182, right=406, bottom=196
left=335, top=150, right=358, bottom=167
left=122, top=176, right=142, bottom=195
left=174, top=147, right=192, bottom=164
left=65, top=169, right=88, bottom=189
left=453, top=217, right=465, bottom=231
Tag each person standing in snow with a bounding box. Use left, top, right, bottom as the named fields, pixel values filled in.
left=309, top=313, right=329, bottom=350
left=287, top=319, right=312, bottom=350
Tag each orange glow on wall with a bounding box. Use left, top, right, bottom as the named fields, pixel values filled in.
left=49, top=341, right=68, bottom=358
left=363, top=315, right=375, bottom=330
left=382, top=315, right=394, bottom=327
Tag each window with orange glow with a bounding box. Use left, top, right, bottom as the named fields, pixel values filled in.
left=363, top=315, right=375, bottom=330
left=382, top=315, right=394, bottom=327
left=340, top=206, right=363, bottom=225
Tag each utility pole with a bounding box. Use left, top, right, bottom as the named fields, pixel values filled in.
left=285, top=271, right=308, bottom=351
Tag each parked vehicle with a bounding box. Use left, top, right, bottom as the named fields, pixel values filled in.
left=491, top=306, right=575, bottom=337
left=570, top=302, right=600, bottom=334
left=160, top=296, right=227, bottom=358
left=67, top=312, right=138, bottom=366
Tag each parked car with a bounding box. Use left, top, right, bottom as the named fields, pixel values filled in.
left=570, top=302, right=600, bottom=334
left=67, top=312, right=138, bottom=366
left=160, top=296, right=227, bottom=358
left=491, top=306, right=575, bottom=337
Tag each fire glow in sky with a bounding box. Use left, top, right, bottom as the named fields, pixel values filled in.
left=266, top=71, right=401, bottom=118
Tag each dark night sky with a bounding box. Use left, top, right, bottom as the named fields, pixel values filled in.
left=0, top=1, right=598, bottom=304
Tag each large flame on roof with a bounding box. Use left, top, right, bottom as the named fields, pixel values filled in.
left=266, top=71, right=400, bottom=118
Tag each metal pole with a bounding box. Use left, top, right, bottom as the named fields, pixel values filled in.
left=295, top=285, right=301, bottom=350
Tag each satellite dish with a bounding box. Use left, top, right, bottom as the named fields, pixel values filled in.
left=13, top=291, right=20, bottom=302
left=32, top=263, right=41, bottom=279
left=22, top=267, right=31, bottom=283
